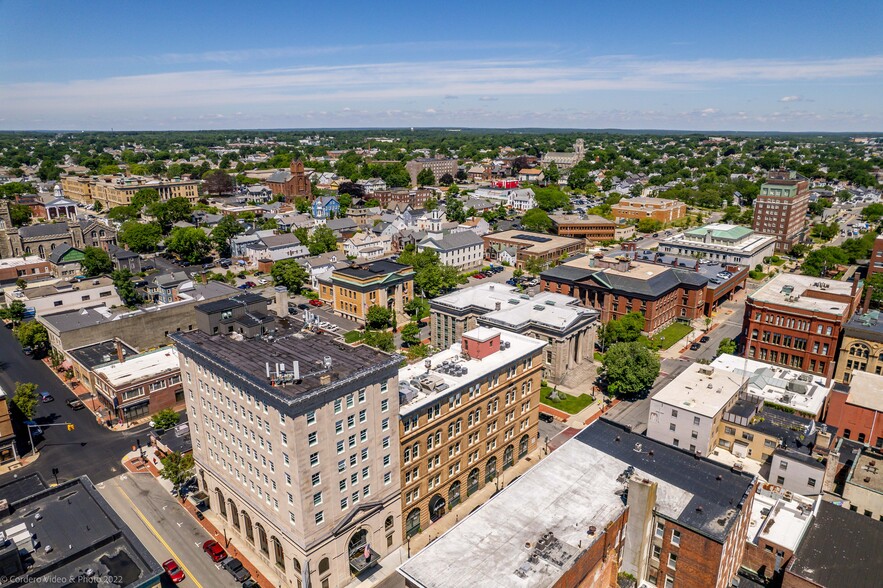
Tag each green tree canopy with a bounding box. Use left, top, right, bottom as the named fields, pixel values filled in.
left=521, top=209, right=552, bottom=233
left=599, top=312, right=645, bottom=348
left=15, top=321, right=48, bottom=349
left=404, top=297, right=429, bottom=320
left=9, top=204, right=32, bottom=227
left=308, top=225, right=338, bottom=255
left=0, top=300, right=27, bottom=324
left=81, top=247, right=113, bottom=276
left=148, top=197, right=193, bottom=233
left=401, top=322, right=422, bottom=346
left=112, top=269, right=142, bottom=307
left=12, top=382, right=38, bottom=420
left=160, top=451, right=195, bottom=493
left=445, top=196, right=466, bottom=223
left=862, top=203, right=883, bottom=222
left=717, top=338, right=737, bottom=356
left=523, top=256, right=547, bottom=276
left=397, top=245, right=465, bottom=297
left=366, top=305, right=393, bottom=329
left=130, top=188, right=160, bottom=210
left=801, top=247, right=848, bottom=277
left=416, top=168, right=435, bottom=186
left=210, top=215, right=244, bottom=257
left=152, top=408, right=180, bottom=430
left=165, top=226, right=211, bottom=263
left=118, top=220, right=162, bottom=253
left=270, top=258, right=309, bottom=293
left=363, top=330, right=395, bottom=352
left=636, top=218, right=663, bottom=233
left=533, top=186, right=570, bottom=211
left=107, top=205, right=140, bottom=223
left=602, top=342, right=661, bottom=396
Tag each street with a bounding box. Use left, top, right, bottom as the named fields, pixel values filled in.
left=0, top=326, right=149, bottom=485
left=99, top=473, right=241, bottom=588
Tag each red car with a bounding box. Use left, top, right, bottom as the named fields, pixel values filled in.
left=474, top=273, right=485, bottom=279
left=202, top=539, right=228, bottom=562
left=162, top=559, right=185, bottom=583
left=308, top=299, right=323, bottom=307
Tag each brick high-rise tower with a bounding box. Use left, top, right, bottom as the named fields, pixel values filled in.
left=752, top=169, right=810, bottom=253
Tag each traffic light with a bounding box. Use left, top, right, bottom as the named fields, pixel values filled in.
left=67, top=424, right=75, bottom=431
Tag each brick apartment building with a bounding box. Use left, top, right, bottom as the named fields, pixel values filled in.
left=611, top=197, right=687, bottom=224
left=266, top=160, right=312, bottom=201
left=549, top=214, right=618, bottom=242
left=743, top=273, right=861, bottom=377
left=825, top=371, right=883, bottom=447
left=752, top=170, right=810, bottom=253
left=405, top=158, right=458, bottom=186
left=60, top=174, right=201, bottom=208
left=397, top=327, right=545, bottom=540
left=541, top=254, right=707, bottom=334
left=398, top=419, right=757, bottom=588
left=482, top=230, right=585, bottom=270
left=867, top=235, right=883, bottom=277
left=374, top=188, right=434, bottom=209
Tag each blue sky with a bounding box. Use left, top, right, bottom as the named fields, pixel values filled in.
left=1, top=0, right=882, bottom=131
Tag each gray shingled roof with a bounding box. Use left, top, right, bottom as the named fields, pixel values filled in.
left=420, top=230, right=484, bottom=252
left=19, top=223, right=71, bottom=238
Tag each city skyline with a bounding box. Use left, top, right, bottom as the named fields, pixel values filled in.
left=1, top=0, right=882, bottom=131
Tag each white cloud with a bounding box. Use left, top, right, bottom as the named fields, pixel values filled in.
left=780, top=95, right=802, bottom=102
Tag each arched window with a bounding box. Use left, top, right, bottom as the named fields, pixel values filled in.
left=242, top=511, right=254, bottom=543
left=385, top=516, right=394, bottom=532
left=256, top=523, right=269, bottom=555
left=272, top=536, right=285, bottom=570
left=429, top=494, right=446, bottom=522
left=405, top=508, right=421, bottom=538
left=467, top=469, right=479, bottom=496
left=318, top=557, right=330, bottom=576
left=850, top=343, right=871, bottom=359
left=215, top=488, right=227, bottom=519
left=293, top=558, right=302, bottom=588
left=228, top=500, right=239, bottom=530
left=519, top=434, right=529, bottom=458
left=448, top=481, right=461, bottom=508
left=503, top=445, right=514, bottom=469
left=485, top=457, right=497, bottom=483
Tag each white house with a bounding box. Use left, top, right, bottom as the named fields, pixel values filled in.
left=417, top=231, right=485, bottom=271
left=344, top=232, right=392, bottom=260
left=244, top=233, right=310, bottom=265
left=355, top=178, right=388, bottom=194
left=471, top=187, right=536, bottom=211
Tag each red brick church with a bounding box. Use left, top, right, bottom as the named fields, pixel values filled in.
left=267, top=160, right=312, bottom=201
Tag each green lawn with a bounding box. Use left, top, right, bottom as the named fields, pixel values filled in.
left=540, top=386, right=595, bottom=414
left=640, top=322, right=693, bottom=350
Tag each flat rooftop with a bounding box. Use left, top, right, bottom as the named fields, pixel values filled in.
left=651, top=363, right=744, bottom=417
left=747, top=487, right=815, bottom=552
left=94, top=347, right=180, bottom=388
left=479, top=292, right=598, bottom=332
left=485, top=230, right=584, bottom=253
left=431, top=282, right=520, bottom=312
left=749, top=273, right=854, bottom=315
left=847, top=449, right=883, bottom=494
left=549, top=214, right=614, bottom=226
left=0, top=255, right=45, bottom=269
left=171, top=327, right=400, bottom=405
left=0, top=475, right=162, bottom=587
left=562, top=256, right=670, bottom=280
left=711, top=354, right=831, bottom=416
left=786, top=501, right=882, bottom=588
left=399, top=328, right=546, bottom=416
left=68, top=339, right=138, bottom=370
left=397, top=420, right=754, bottom=588
left=842, top=370, right=883, bottom=412
left=844, top=310, right=883, bottom=341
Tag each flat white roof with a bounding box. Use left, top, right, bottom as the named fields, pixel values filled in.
left=433, top=283, right=521, bottom=311
left=481, top=292, right=597, bottom=331
left=398, top=328, right=545, bottom=416
left=94, top=347, right=180, bottom=388
left=651, top=363, right=743, bottom=417
left=710, top=354, right=831, bottom=416
left=844, top=371, right=883, bottom=412
left=749, top=273, right=854, bottom=315
left=0, top=256, right=46, bottom=269
left=748, top=488, right=816, bottom=552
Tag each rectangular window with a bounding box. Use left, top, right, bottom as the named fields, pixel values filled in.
left=671, top=529, right=680, bottom=546
left=306, top=410, right=316, bottom=425
left=313, top=492, right=322, bottom=506
left=311, top=472, right=321, bottom=486
left=655, top=521, right=664, bottom=538
left=315, top=511, right=324, bottom=525
left=310, top=452, right=319, bottom=467
left=334, top=399, right=342, bottom=413
left=668, top=553, right=677, bottom=570
left=308, top=431, right=318, bottom=446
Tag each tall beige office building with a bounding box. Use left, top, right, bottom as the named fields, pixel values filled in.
left=171, top=297, right=402, bottom=588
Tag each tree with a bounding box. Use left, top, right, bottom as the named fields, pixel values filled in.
left=15, top=278, right=27, bottom=290
left=165, top=227, right=211, bottom=263
left=405, top=297, right=429, bottom=320
left=159, top=451, right=195, bottom=495
left=118, top=221, right=162, bottom=253
left=270, top=259, right=309, bottom=293
left=15, top=321, right=48, bottom=349
left=37, top=160, right=61, bottom=181
left=12, top=382, right=38, bottom=420
left=636, top=218, right=663, bottom=233
left=532, top=186, right=570, bottom=211
left=544, top=162, right=560, bottom=185
left=93, top=201, right=103, bottom=213
left=455, top=169, right=468, bottom=182
left=801, top=247, right=848, bottom=277
left=416, top=168, right=435, bottom=186
left=308, top=225, right=338, bottom=255
left=81, top=247, right=113, bottom=276
left=602, top=342, right=660, bottom=396
left=203, top=170, right=235, bottom=195
left=130, top=188, right=160, bottom=210
left=148, top=197, right=193, bottom=233
left=0, top=300, right=27, bottom=324
left=107, top=205, right=139, bottom=223
left=9, top=204, right=31, bottom=227
left=599, top=312, right=644, bottom=348
left=401, top=322, right=422, bottom=346
left=366, top=305, right=393, bottom=329
left=152, top=408, right=180, bottom=430
left=425, top=197, right=439, bottom=212
left=112, top=269, right=142, bottom=307
left=363, top=330, right=395, bottom=352
left=210, top=215, right=244, bottom=257
left=397, top=246, right=465, bottom=297
left=438, top=173, right=454, bottom=186
left=522, top=209, right=552, bottom=233
left=445, top=196, right=466, bottom=223
left=523, top=256, right=547, bottom=276
left=717, top=338, right=737, bottom=356
left=862, top=203, right=883, bottom=222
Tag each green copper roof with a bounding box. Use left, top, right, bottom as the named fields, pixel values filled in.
left=684, top=224, right=752, bottom=241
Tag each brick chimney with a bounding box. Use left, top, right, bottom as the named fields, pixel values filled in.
left=863, top=286, right=874, bottom=314
left=115, top=338, right=125, bottom=363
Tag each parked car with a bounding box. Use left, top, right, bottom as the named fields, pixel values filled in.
left=700, top=336, right=710, bottom=344
left=202, top=540, right=228, bottom=562
left=690, top=342, right=701, bottom=351
left=242, top=579, right=260, bottom=588
left=222, top=558, right=251, bottom=583
left=22, top=346, right=33, bottom=356
left=39, top=392, right=54, bottom=403
left=297, top=303, right=310, bottom=310
left=162, top=559, right=185, bottom=584
left=202, top=262, right=215, bottom=269
left=245, top=281, right=257, bottom=288
left=237, top=284, right=250, bottom=290
left=309, top=299, right=323, bottom=307
left=539, top=413, right=554, bottom=423
left=66, top=399, right=85, bottom=410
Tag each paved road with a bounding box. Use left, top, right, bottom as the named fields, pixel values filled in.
left=0, top=327, right=150, bottom=485
left=99, top=473, right=240, bottom=588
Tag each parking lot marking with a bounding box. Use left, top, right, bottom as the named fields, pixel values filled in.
left=118, top=488, right=204, bottom=588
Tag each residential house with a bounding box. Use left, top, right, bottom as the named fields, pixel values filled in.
left=47, top=244, right=85, bottom=279
left=344, top=232, right=392, bottom=261
left=244, top=233, right=310, bottom=265
left=417, top=230, right=485, bottom=272
left=324, top=217, right=359, bottom=239
left=311, top=195, right=340, bottom=219
left=107, top=244, right=142, bottom=274
left=517, top=168, right=544, bottom=183
left=356, top=177, right=388, bottom=194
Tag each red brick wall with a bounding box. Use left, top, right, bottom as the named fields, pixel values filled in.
left=783, top=570, right=823, bottom=588
left=743, top=541, right=793, bottom=582
left=651, top=521, right=725, bottom=588
left=554, top=513, right=626, bottom=588
left=824, top=389, right=883, bottom=443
